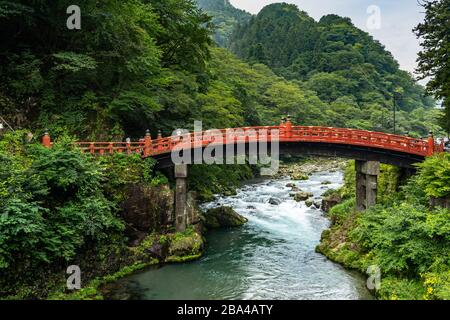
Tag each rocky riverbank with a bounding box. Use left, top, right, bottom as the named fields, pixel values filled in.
left=277, top=158, right=347, bottom=212
left=276, top=157, right=348, bottom=179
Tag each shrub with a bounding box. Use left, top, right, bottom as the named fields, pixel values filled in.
left=0, top=133, right=124, bottom=275
left=416, top=153, right=450, bottom=198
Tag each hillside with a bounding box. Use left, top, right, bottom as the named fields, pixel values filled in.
left=229, top=3, right=438, bottom=135
left=196, top=0, right=251, bottom=47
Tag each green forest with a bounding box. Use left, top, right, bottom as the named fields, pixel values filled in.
left=0, top=0, right=444, bottom=139
left=0, top=0, right=449, bottom=300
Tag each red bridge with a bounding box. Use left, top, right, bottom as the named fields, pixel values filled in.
left=42, top=120, right=444, bottom=169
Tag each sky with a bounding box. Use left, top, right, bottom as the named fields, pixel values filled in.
left=229, top=0, right=426, bottom=76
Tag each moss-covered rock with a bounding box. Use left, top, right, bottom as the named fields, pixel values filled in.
left=204, top=206, right=248, bottom=229
left=322, top=193, right=342, bottom=213
left=291, top=172, right=309, bottom=180
left=165, top=229, right=204, bottom=263
left=135, top=228, right=204, bottom=264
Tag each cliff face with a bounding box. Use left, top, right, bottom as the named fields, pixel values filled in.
left=120, top=184, right=175, bottom=245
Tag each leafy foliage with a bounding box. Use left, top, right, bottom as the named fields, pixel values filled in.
left=416, top=153, right=450, bottom=198
left=0, top=133, right=124, bottom=273
left=196, top=0, right=251, bottom=47
left=0, top=0, right=212, bottom=138
left=414, top=0, right=450, bottom=102
left=414, top=0, right=450, bottom=136
left=189, top=163, right=255, bottom=201
left=0, top=131, right=169, bottom=297
left=320, top=157, right=450, bottom=300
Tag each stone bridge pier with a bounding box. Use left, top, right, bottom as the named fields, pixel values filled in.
left=174, top=164, right=188, bottom=232
left=355, top=160, right=380, bottom=211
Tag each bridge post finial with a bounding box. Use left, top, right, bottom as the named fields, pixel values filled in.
left=427, top=131, right=435, bottom=156
left=280, top=117, right=286, bottom=138
left=144, top=129, right=152, bottom=157
left=42, top=129, right=51, bottom=148
left=157, top=129, right=163, bottom=152
left=285, top=115, right=293, bottom=139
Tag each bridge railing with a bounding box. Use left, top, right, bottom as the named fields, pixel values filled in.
left=40, top=122, right=444, bottom=158
left=75, top=141, right=145, bottom=155
left=287, top=126, right=432, bottom=156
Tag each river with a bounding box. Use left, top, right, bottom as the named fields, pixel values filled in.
left=103, top=170, right=373, bottom=300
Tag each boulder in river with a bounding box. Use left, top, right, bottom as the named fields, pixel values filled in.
left=305, top=199, right=313, bottom=207
left=269, top=197, right=282, bottom=205
left=321, top=180, right=332, bottom=185
left=313, top=200, right=322, bottom=209
left=204, top=206, right=248, bottom=229
left=294, top=191, right=313, bottom=202
left=286, top=183, right=296, bottom=188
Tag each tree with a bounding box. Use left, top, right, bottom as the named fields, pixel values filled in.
left=414, top=0, right=450, bottom=135
left=439, top=101, right=450, bottom=138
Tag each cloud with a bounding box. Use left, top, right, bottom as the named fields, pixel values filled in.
left=229, top=0, right=425, bottom=74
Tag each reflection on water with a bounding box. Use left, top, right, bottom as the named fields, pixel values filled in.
left=103, top=171, right=373, bottom=300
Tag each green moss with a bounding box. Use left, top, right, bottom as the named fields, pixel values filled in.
left=167, top=228, right=203, bottom=259
left=189, top=164, right=255, bottom=202
left=47, top=261, right=158, bottom=300
left=291, top=172, right=309, bottom=180
left=165, top=253, right=202, bottom=263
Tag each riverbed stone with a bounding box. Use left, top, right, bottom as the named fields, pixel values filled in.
left=204, top=206, right=248, bottom=229
left=305, top=199, right=313, bottom=207
left=269, top=197, right=282, bottom=205
left=294, top=191, right=314, bottom=202
left=286, top=183, right=296, bottom=188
